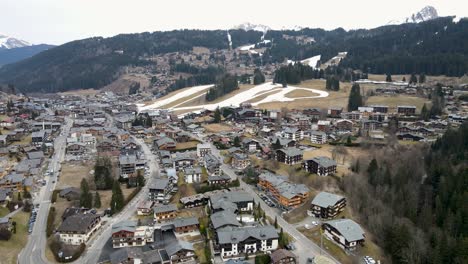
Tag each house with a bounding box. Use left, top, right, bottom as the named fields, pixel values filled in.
left=361, top=120, right=383, bottom=132
left=183, top=167, right=202, bottom=183
left=275, top=147, right=303, bottom=165
left=196, top=143, right=211, bottom=158
left=0, top=188, right=12, bottom=204
left=204, top=153, right=220, bottom=176
left=155, top=137, right=176, bottom=150
left=137, top=201, right=154, bottom=216
left=283, top=127, right=303, bottom=141
left=59, top=187, right=80, bottom=201
left=309, top=130, right=327, bottom=145
left=149, top=178, right=173, bottom=203
left=171, top=217, right=200, bottom=234
left=0, top=173, right=25, bottom=191
left=328, top=107, right=343, bottom=117
left=231, top=153, right=251, bottom=170
left=173, top=153, right=196, bottom=171
left=0, top=135, right=9, bottom=147
left=303, top=156, right=337, bottom=176
left=215, top=226, right=278, bottom=259
left=310, top=192, right=346, bottom=219
left=207, top=174, right=231, bottom=186
left=370, top=105, right=389, bottom=113
left=66, top=142, right=87, bottom=156
left=397, top=105, right=417, bottom=116
left=165, top=240, right=196, bottom=263
left=258, top=172, right=309, bottom=208
left=303, top=108, right=322, bottom=121
left=209, top=191, right=254, bottom=213
left=0, top=217, right=12, bottom=231
left=57, top=213, right=102, bottom=245
left=242, top=138, right=260, bottom=152
left=111, top=220, right=154, bottom=248
left=119, top=153, right=137, bottom=177
left=335, top=119, right=353, bottom=132
left=397, top=133, right=425, bottom=141
left=322, top=219, right=365, bottom=251
left=31, top=130, right=46, bottom=146
left=270, top=248, right=297, bottom=264
left=153, top=204, right=178, bottom=222
left=210, top=210, right=241, bottom=230
left=317, top=120, right=331, bottom=132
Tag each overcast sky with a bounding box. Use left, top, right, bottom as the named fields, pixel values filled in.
left=1, top=0, right=467, bottom=45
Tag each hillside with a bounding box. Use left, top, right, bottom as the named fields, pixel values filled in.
left=0, top=44, right=54, bottom=66
left=0, top=17, right=467, bottom=93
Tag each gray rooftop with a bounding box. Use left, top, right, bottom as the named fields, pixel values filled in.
left=278, top=147, right=303, bottom=157
left=210, top=210, right=241, bottom=229
left=307, top=156, right=337, bottom=168
left=312, top=192, right=345, bottom=208
left=325, top=218, right=364, bottom=242
left=153, top=204, right=177, bottom=214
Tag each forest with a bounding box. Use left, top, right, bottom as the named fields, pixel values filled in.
left=343, top=123, right=468, bottom=263
left=205, top=74, right=239, bottom=101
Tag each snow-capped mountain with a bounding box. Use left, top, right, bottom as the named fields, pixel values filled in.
left=233, top=22, right=271, bottom=33
left=0, top=34, right=31, bottom=49
left=387, top=6, right=439, bottom=25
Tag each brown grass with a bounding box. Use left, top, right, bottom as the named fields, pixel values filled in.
left=284, top=89, right=320, bottom=98
left=246, top=89, right=282, bottom=103
left=203, top=123, right=233, bottom=133
left=175, top=141, right=199, bottom=151
left=0, top=211, right=30, bottom=264
left=57, top=162, right=94, bottom=190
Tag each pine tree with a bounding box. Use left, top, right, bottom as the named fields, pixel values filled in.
left=274, top=216, right=278, bottom=228
left=110, top=180, right=124, bottom=214
left=409, top=74, right=418, bottom=85
left=272, top=139, right=282, bottom=150
left=214, top=108, right=221, bottom=123
left=137, top=170, right=146, bottom=187
left=386, top=74, right=392, bottom=82
left=421, top=103, right=430, bottom=121
left=253, top=68, right=265, bottom=85
left=94, top=192, right=101, bottom=208
left=419, top=73, right=426, bottom=83
left=145, top=115, right=153, bottom=127
left=347, top=83, right=363, bottom=111
left=233, top=136, right=240, bottom=147
left=80, top=179, right=93, bottom=208
left=94, top=157, right=113, bottom=190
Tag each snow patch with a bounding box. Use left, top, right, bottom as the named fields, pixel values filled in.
left=0, top=34, right=31, bottom=49
left=288, top=55, right=321, bottom=69
left=227, top=31, right=232, bottom=49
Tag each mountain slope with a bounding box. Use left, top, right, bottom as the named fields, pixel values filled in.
left=0, top=34, right=31, bottom=49
left=0, top=44, right=54, bottom=66
left=387, top=6, right=438, bottom=25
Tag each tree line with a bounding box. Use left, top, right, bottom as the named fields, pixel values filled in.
left=205, top=74, right=239, bottom=101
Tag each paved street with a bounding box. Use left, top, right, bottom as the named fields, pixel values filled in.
left=18, top=117, right=72, bottom=264
left=79, top=136, right=159, bottom=264
left=185, top=129, right=341, bottom=264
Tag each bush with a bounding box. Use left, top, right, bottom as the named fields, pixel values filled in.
left=0, top=228, right=12, bottom=241
left=51, top=190, right=60, bottom=203
left=46, top=207, right=56, bottom=237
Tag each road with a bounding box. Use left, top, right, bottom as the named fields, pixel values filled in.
left=183, top=129, right=341, bottom=264
left=18, top=117, right=72, bottom=264
left=79, top=136, right=159, bottom=264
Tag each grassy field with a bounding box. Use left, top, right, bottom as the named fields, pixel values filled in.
left=175, top=141, right=199, bottom=151
left=194, top=242, right=208, bottom=263
left=203, top=123, right=233, bottom=133
left=0, top=211, right=30, bottom=264
left=0, top=206, right=10, bottom=217
left=57, top=162, right=94, bottom=189
left=285, top=89, right=320, bottom=98
left=246, top=89, right=282, bottom=103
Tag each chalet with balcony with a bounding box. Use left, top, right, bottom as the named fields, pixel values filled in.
left=310, top=192, right=346, bottom=219
left=303, top=156, right=337, bottom=176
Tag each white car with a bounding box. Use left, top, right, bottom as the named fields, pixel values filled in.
left=312, top=221, right=319, bottom=226
left=364, top=256, right=376, bottom=264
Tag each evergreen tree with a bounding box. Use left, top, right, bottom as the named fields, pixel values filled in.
left=347, top=83, right=363, bottom=111
left=94, top=157, right=114, bottom=190
left=145, top=115, right=153, bottom=127
left=137, top=170, right=146, bottom=187
left=253, top=68, right=265, bottom=85
left=419, top=73, right=426, bottom=83
left=386, top=74, right=392, bottom=82
left=233, top=136, right=240, bottom=147
left=80, top=179, right=93, bottom=208
left=409, top=74, right=418, bottom=85
left=110, top=180, right=124, bottom=214
left=214, top=108, right=221, bottom=123
left=274, top=216, right=278, bottom=228
left=272, top=139, right=282, bottom=150
left=420, top=103, right=430, bottom=121
left=402, top=76, right=406, bottom=82
left=94, top=192, right=101, bottom=208
left=367, top=158, right=379, bottom=186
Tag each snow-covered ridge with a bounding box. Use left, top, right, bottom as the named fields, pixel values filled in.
left=287, top=55, right=321, bottom=69
left=0, top=34, right=31, bottom=49
left=387, top=6, right=438, bottom=25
